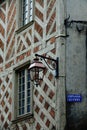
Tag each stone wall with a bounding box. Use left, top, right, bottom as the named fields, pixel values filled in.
left=66, top=0, right=87, bottom=129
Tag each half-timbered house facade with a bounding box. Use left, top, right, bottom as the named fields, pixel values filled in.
left=0, top=0, right=66, bottom=129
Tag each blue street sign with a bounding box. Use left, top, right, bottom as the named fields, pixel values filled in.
left=67, top=94, right=82, bottom=102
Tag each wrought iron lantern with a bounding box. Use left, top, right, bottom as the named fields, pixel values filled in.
left=28, top=54, right=59, bottom=86
left=29, top=57, right=45, bottom=86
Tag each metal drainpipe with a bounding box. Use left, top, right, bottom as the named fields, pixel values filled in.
left=86, top=28, right=87, bottom=91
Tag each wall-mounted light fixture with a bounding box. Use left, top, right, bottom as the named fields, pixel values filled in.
left=28, top=54, right=59, bottom=86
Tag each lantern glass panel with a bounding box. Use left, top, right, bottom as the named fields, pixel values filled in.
left=30, top=69, right=35, bottom=81
left=29, top=58, right=45, bottom=85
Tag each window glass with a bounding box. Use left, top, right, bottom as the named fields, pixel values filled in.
left=27, top=70, right=31, bottom=113
left=17, top=68, right=32, bottom=116
left=22, top=0, right=33, bottom=26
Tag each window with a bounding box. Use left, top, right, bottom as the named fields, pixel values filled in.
left=17, top=68, right=32, bottom=116
left=21, top=0, right=33, bottom=26
left=14, top=66, right=33, bottom=118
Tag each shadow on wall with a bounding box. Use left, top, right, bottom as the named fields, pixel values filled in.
left=65, top=119, right=87, bottom=130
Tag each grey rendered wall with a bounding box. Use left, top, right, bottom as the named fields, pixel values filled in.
left=66, top=0, right=87, bottom=130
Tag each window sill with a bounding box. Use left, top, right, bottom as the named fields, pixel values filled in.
left=12, top=113, right=34, bottom=124
left=16, top=20, right=34, bottom=34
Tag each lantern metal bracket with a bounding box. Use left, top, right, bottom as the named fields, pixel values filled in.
left=35, top=54, right=59, bottom=78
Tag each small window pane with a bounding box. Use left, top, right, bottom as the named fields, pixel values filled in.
left=22, top=107, right=24, bottom=114
left=22, top=84, right=25, bottom=91
left=27, top=105, right=30, bottom=112
left=19, top=93, right=21, bottom=99
left=22, top=77, right=25, bottom=84
left=27, top=72, right=30, bottom=81
left=22, top=92, right=25, bottom=99
left=27, top=90, right=30, bottom=96
left=27, top=82, right=30, bottom=88
left=27, top=97, right=30, bottom=104
left=22, top=99, right=25, bottom=106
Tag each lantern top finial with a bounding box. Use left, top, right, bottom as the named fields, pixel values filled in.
left=28, top=57, right=45, bottom=71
